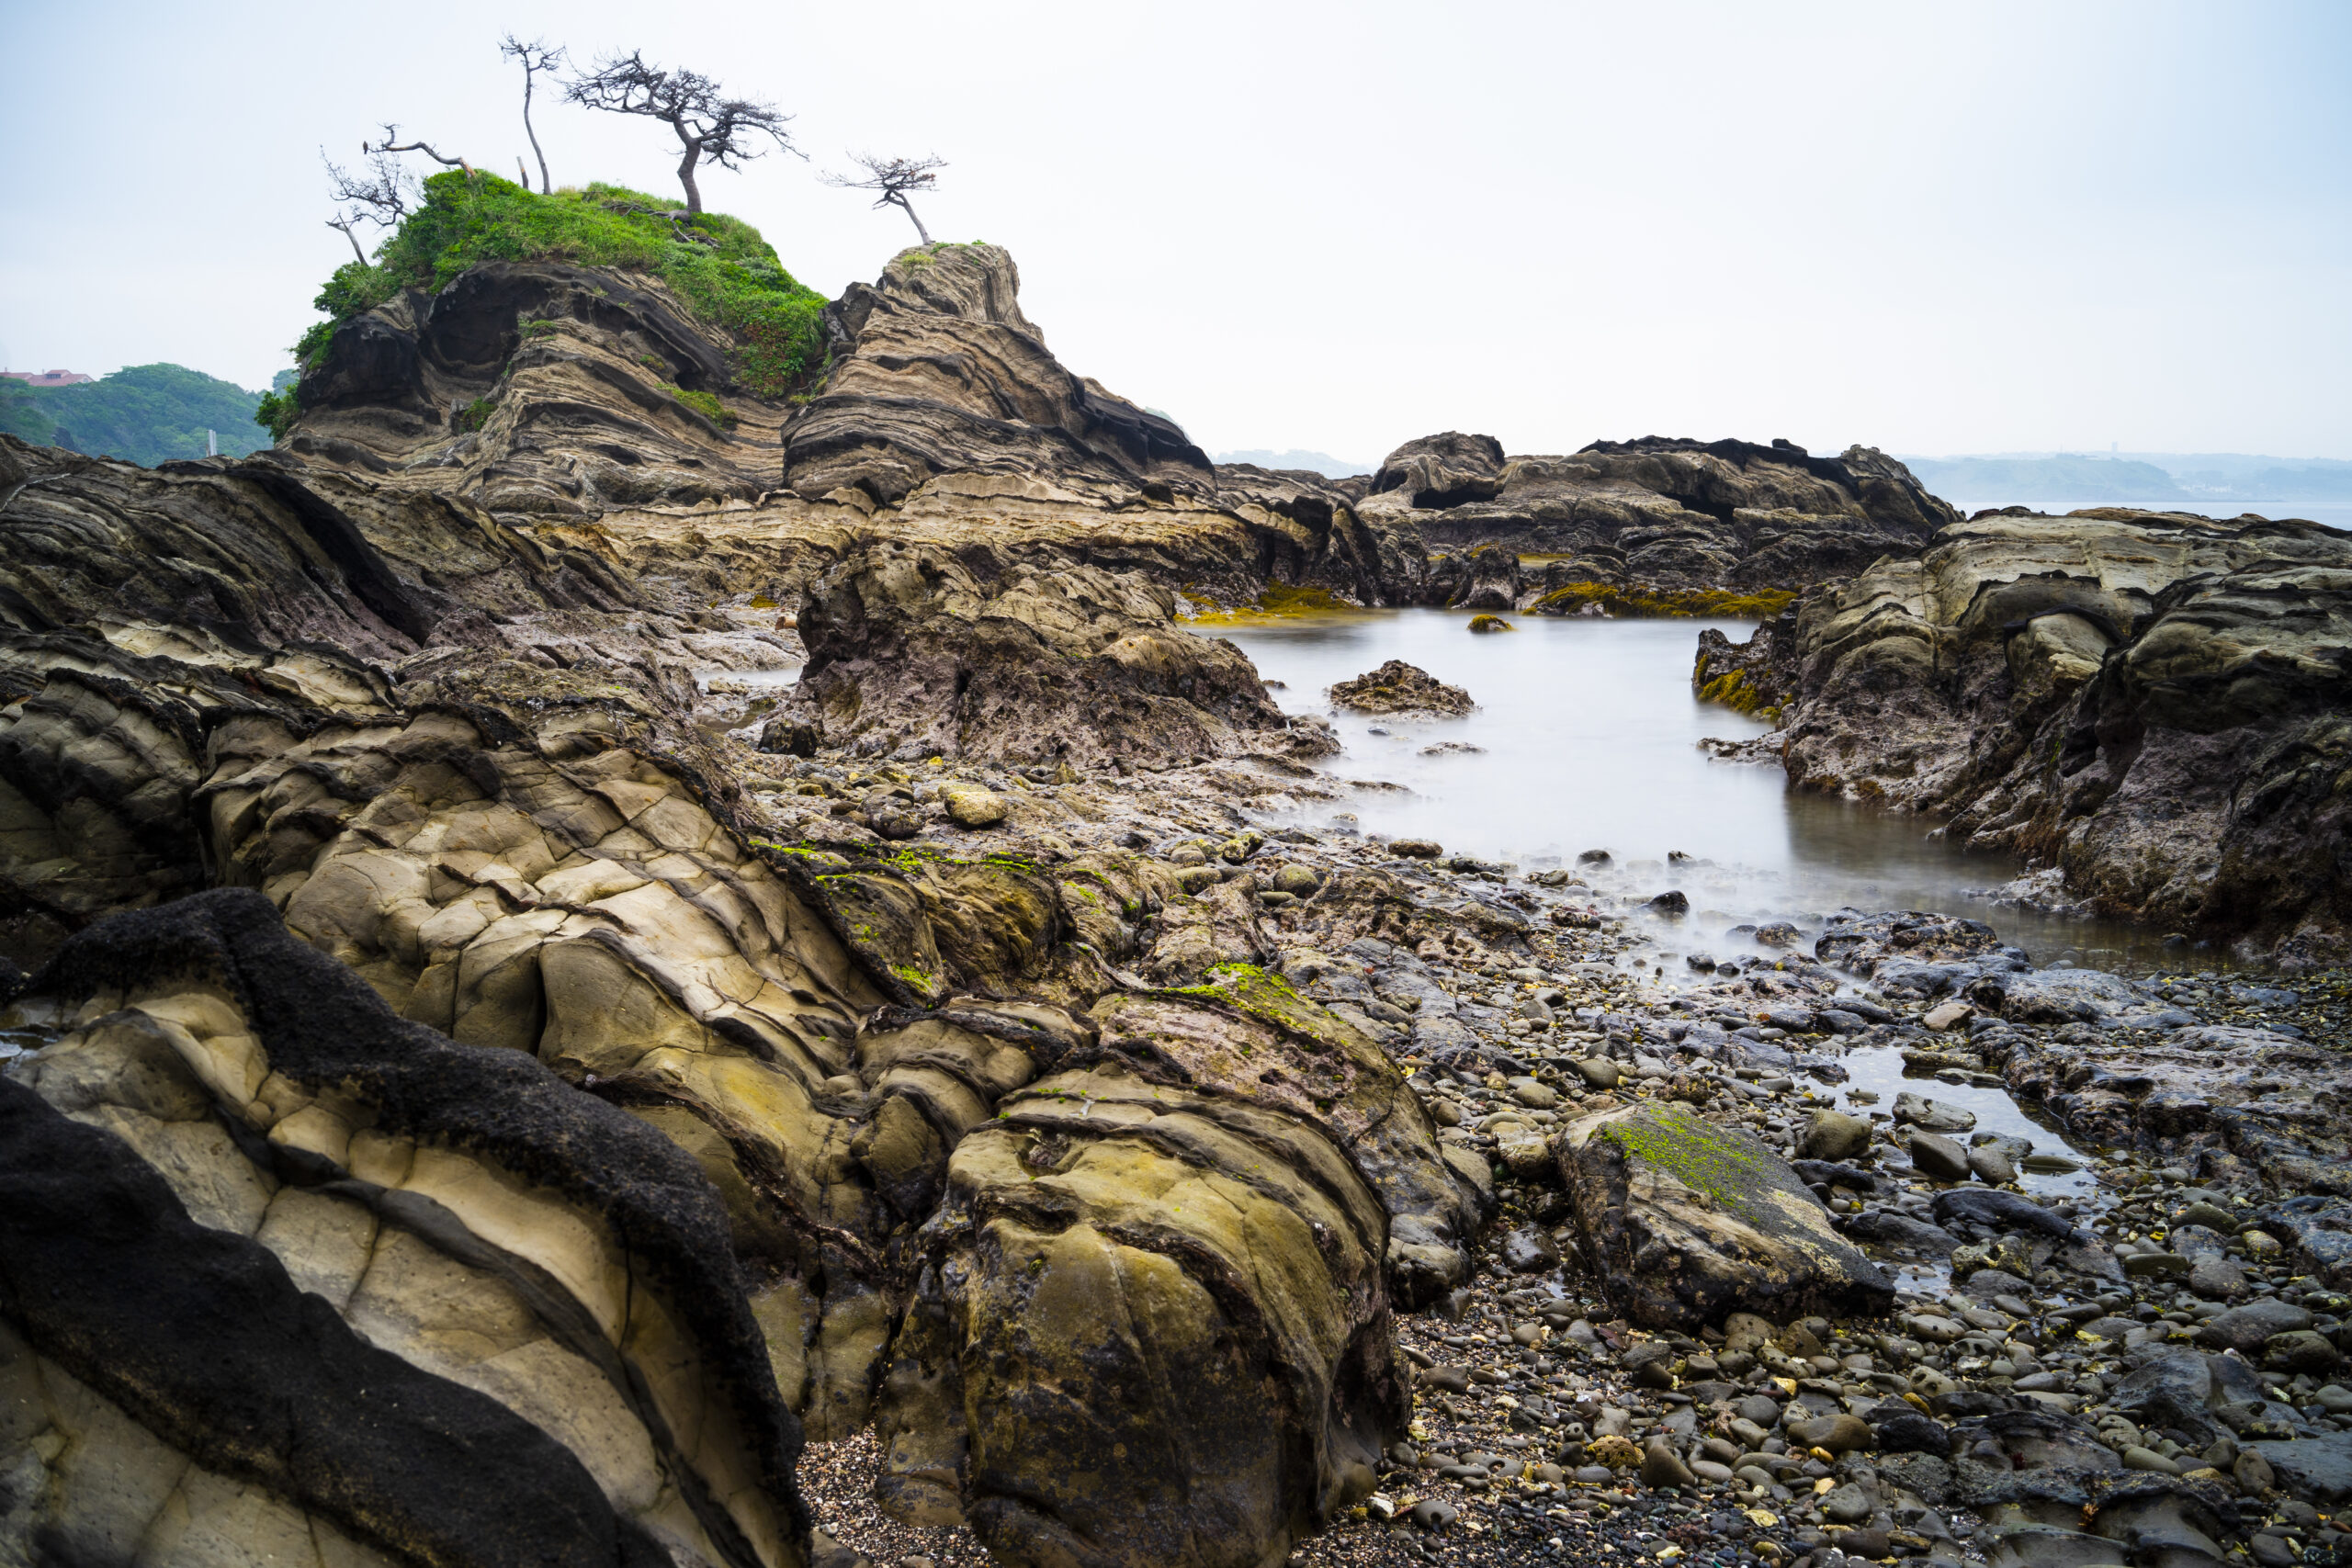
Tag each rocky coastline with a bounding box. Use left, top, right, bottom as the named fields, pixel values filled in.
left=2, top=219, right=2347, bottom=1568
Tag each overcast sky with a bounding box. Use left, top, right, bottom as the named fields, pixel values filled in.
left=5, top=1, right=2347, bottom=463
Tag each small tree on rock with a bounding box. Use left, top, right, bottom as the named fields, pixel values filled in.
left=822, top=152, right=946, bottom=244
left=499, top=35, right=567, bottom=194
left=564, top=52, right=797, bottom=213
left=321, top=146, right=419, bottom=265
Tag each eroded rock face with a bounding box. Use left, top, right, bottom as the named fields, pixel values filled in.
left=1753, top=509, right=2352, bottom=964
left=1360, top=434, right=1955, bottom=599
left=1, top=890, right=808, bottom=1568
left=1555, top=1099, right=1894, bottom=1329
left=787, top=539, right=1317, bottom=766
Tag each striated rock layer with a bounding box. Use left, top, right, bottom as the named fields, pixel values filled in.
left=1716, top=507, right=2352, bottom=964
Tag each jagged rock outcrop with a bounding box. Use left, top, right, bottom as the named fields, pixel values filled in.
left=1361, top=432, right=1957, bottom=604
left=281, top=242, right=1414, bottom=610
left=785, top=538, right=1326, bottom=766
left=1737, top=508, right=2352, bottom=964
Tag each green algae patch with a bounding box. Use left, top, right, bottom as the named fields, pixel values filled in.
left=1532, top=582, right=1796, bottom=620
left=1593, top=1100, right=1778, bottom=1209
left=1186, top=582, right=1370, bottom=626
left=1465, top=614, right=1514, bottom=634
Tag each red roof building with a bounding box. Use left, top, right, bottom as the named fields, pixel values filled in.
left=1, top=369, right=95, bottom=388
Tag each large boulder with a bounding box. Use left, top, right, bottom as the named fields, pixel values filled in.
left=787, top=538, right=1317, bottom=766
left=1555, top=1099, right=1894, bottom=1329
left=1328, top=660, right=1475, bottom=717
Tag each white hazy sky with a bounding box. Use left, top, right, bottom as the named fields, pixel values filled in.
left=5, top=1, right=2347, bottom=464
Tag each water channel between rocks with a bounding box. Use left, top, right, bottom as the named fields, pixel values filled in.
left=1215, top=608, right=2188, bottom=971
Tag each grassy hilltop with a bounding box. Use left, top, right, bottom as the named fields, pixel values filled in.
left=264, top=171, right=830, bottom=434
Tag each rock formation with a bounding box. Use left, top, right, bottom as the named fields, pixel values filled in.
left=1722, top=507, right=2352, bottom=964
left=0, top=226, right=1530, bottom=1568
left=1328, top=660, right=1475, bottom=718
left=784, top=539, right=1327, bottom=766
left=1359, top=433, right=1958, bottom=606
left=1555, top=1099, right=1894, bottom=1329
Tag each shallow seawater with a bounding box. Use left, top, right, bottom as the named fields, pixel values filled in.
left=1217, top=607, right=2184, bottom=968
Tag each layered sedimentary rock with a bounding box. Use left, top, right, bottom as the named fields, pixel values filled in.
left=1360, top=433, right=1957, bottom=604
left=0, top=236, right=1483, bottom=1561
left=1734, top=508, right=2352, bottom=964
left=1, top=890, right=808, bottom=1568
left=283, top=241, right=1408, bottom=610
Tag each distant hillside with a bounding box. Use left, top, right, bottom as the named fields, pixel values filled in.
left=0, top=364, right=274, bottom=465
left=1213, top=447, right=1372, bottom=479
left=1902, top=454, right=2185, bottom=503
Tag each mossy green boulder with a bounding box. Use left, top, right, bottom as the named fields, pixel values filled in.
left=1556, top=1099, right=1893, bottom=1330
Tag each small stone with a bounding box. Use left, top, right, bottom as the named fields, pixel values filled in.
left=1501, top=1224, right=1562, bottom=1273
left=1509, top=1076, right=1560, bottom=1109
left=1785, top=1414, right=1873, bottom=1455
left=1798, top=1111, right=1873, bottom=1164
left=1907, top=1131, right=1972, bottom=1182
left=1966, top=1144, right=2018, bottom=1186
left=940, top=783, right=1007, bottom=828
left=2264, top=1329, right=2343, bottom=1374
left=1892, top=1091, right=1975, bottom=1134
left=1410, top=1498, right=1460, bottom=1531
left=1921, top=999, right=1974, bottom=1032
left=1647, top=890, right=1690, bottom=914
left=1821, top=1483, right=1874, bottom=1523
left=1272, top=863, right=1322, bottom=896
left=2123, top=1251, right=2192, bottom=1280
left=1575, top=1057, right=1623, bottom=1089
left=1391, top=839, right=1442, bottom=859
left=2121, top=1445, right=2183, bottom=1474
left=2234, top=1450, right=2275, bottom=1496
left=1643, top=1437, right=1698, bottom=1489
left=2176, top=1201, right=2238, bottom=1233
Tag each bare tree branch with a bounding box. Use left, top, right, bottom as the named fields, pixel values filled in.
left=563, top=51, right=798, bottom=213
left=821, top=152, right=945, bottom=244
left=499, top=35, right=567, bottom=193
left=322, top=146, right=421, bottom=266
left=366, top=123, right=470, bottom=175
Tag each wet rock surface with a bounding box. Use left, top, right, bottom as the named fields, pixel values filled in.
left=1719, top=508, right=2352, bottom=967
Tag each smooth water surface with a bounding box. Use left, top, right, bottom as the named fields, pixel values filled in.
left=1218, top=609, right=2180, bottom=967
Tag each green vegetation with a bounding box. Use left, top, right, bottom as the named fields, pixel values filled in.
left=659, top=383, right=736, bottom=429
left=1186, top=581, right=1368, bottom=625
left=458, top=396, right=497, bottom=432
left=277, top=171, right=831, bottom=422
left=3, top=364, right=274, bottom=465
left=1598, top=1101, right=1776, bottom=1209
left=1531, top=581, right=1797, bottom=620
left=1465, top=613, right=1514, bottom=633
